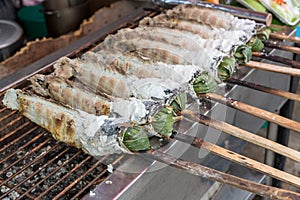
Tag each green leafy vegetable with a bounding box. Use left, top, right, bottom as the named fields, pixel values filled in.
left=256, top=28, right=272, bottom=42
left=193, top=73, right=218, bottom=94
left=152, top=107, right=175, bottom=138
left=123, top=126, right=151, bottom=152
left=171, top=93, right=187, bottom=113
left=247, top=36, right=264, bottom=52
left=217, top=57, right=236, bottom=81
left=234, top=45, right=252, bottom=64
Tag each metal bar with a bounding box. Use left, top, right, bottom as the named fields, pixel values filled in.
left=1, top=147, right=70, bottom=200
left=69, top=155, right=125, bottom=200
left=0, top=182, right=36, bottom=199
left=36, top=155, right=92, bottom=199
left=153, top=0, right=272, bottom=26
left=0, top=142, right=60, bottom=199
left=0, top=107, right=7, bottom=113
left=0, top=116, right=23, bottom=133
left=53, top=158, right=105, bottom=200
left=0, top=132, right=49, bottom=171
left=0, top=122, right=35, bottom=144
left=53, top=155, right=125, bottom=200
left=16, top=150, right=82, bottom=199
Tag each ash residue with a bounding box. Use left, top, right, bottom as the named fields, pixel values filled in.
left=101, top=120, right=121, bottom=136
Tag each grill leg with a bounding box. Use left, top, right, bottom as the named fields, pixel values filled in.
left=272, top=45, right=300, bottom=187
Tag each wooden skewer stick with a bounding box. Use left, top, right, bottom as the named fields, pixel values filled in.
left=245, top=61, right=300, bottom=77
left=227, top=78, right=300, bottom=102
left=204, top=93, right=300, bottom=133
left=180, top=109, right=300, bottom=163
left=270, top=32, right=300, bottom=44
left=172, top=132, right=300, bottom=188
left=264, top=41, right=300, bottom=54
left=252, top=52, right=300, bottom=69
left=143, top=150, right=300, bottom=200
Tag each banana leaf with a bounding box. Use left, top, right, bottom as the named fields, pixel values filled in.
left=123, top=126, right=151, bottom=151
left=256, top=28, right=272, bottom=42
left=171, top=93, right=187, bottom=113
left=152, top=107, right=175, bottom=138
left=193, top=72, right=218, bottom=94
left=217, top=57, right=236, bottom=81
left=234, top=45, right=252, bottom=64
left=247, top=36, right=264, bottom=51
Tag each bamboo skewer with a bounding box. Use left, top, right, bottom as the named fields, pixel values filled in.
left=270, top=32, right=300, bottom=44
left=180, top=109, right=300, bottom=163
left=204, top=93, right=300, bottom=133
left=227, top=78, right=300, bottom=102
left=252, top=52, right=300, bottom=69
left=172, top=132, right=300, bottom=188
left=244, top=61, right=300, bottom=77
left=143, top=150, right=300, bottom=200
left=264, top=41, right=300, bottom=54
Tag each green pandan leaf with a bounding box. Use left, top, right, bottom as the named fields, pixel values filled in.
left=247, top=36, right=264, bottom=52
left=193, top=73, right=218, bottom=94
left=234, top=45, right=252, bottom=64
left=171, top=93, right=187, bottom=113
left=217, top=57, right=236, bottom=81
left=256, top=28, right=272, bottom=42
left=152, top=107, right=175, bottom=138
left=123, top=126, right=151, bottom=152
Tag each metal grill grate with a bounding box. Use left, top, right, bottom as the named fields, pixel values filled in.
left=0, top=86, right=126, bottom=200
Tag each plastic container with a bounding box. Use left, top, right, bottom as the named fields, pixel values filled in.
left=259, top=0, right=300, bottom=26
left=17, top=4, right=48, bottom=40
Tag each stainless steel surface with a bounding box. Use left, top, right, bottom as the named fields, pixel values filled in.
left=0, top=20, right=23, bottom=61
left=152, top=0, right=272, bottom=25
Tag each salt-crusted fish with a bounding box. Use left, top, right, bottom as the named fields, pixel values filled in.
left=166, top=4, right=256, bottom=33
left=95, top=35, right=224, bottom=80
left=2, top=89, right=135, bottom=156
left=53, top=57, right=185, bottom=103
left=31, top=72, right=180, bottom=137
left=105, top=27, right=243, bottom=56
left=81, top=51, right=218, bottom=94
left=30, top=74, right=178, bottom=126
left=139, top=14, right=252, bottom=44
left=83, top=51, right=202, bottom=84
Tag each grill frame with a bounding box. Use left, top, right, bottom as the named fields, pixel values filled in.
left=0, top=1, right=298, bottom=199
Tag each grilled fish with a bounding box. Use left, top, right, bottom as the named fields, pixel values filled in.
left=2, top=88, right=132, bottom=156
left=53, top=57, right=185, bottom=103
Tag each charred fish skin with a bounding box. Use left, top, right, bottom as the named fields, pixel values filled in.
left=2, top=89, right=130, bottom=156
